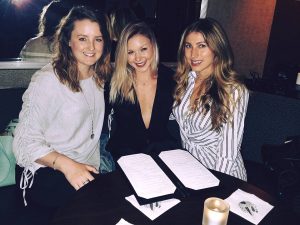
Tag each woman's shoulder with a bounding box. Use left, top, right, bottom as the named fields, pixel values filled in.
left=231, top=82, right=248, bottom=92
left=30, top=64, right=59, bottom=89
left=22, top=37, right=51, bottom=52
left=22, top=64, right=61, bottom=105
left=229, top=83, right=249, bottom=101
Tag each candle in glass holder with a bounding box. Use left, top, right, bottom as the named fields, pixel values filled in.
left=202, top=197, right=230, bottom=225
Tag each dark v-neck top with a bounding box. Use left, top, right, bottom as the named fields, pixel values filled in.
left=105, top=64, right=178, bottom=160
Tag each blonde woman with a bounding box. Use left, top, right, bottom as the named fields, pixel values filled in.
left=172, top=18, right=249, bottom=181
left=106, top=21, right=179, bottom=161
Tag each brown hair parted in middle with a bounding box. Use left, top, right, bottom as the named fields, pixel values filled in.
left=52, top=5, right=112, bottom=92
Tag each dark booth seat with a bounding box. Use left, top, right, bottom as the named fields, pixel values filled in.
left=241, top=91, right=300, bottom=213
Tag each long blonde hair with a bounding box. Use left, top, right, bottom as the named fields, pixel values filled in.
left=174, top=18, right=245, bottom=131
left=109, top=21, right=159, bottom=103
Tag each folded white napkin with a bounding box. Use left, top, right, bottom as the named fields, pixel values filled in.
left=115, top=218, right=134, bottom=225
left=225, top=189, right=274, bottom=224
left=125, top=195, right=181, bottom=221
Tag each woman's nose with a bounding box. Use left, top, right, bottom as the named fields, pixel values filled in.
left=88, top=41, right=95, bottom=51
left=191, top=48, right=199, bottom=58
left=135, top=52, right=141, bottom=61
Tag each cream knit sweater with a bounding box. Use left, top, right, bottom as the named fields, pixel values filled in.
left=13, top=63, right=104, bottom=192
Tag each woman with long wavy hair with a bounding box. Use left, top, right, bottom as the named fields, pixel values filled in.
left=172, top=18, right=249, bottom=181
left=13, top=6, right=112, bottom=222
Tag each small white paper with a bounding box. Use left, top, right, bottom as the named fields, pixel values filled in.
left=115, top=218, right=134, bottom=225
left=159, top=149, right=220, bottom=190
left=225, top=189, right=274, bottom=225
left=125, top=195, right=181, bottom=221
left=118, top=154, right=176, bottom=199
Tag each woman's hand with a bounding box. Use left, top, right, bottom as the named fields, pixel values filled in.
left=55, top=155, right=99, bottom=190
left=36, top=152, right=99, bottom=190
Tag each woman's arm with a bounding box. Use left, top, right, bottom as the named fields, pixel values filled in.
left=215, top=87, right=249, bottom=175
left=36, top=151, right=98, bottom=190
left=13, top=69, right=98, bottom=190
left=13, top=70, right=56, bottom=169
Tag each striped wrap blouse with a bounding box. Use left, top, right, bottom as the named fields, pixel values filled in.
left=172, top=71, right=249, bottom=181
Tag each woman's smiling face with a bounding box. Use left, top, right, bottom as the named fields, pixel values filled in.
left=127, top=34, right=154, bottom=74
left=69, top=19, right=104, bottom=76
left=184, top=31, right=215, bottom=78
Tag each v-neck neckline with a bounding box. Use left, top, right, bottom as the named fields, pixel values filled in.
left=136, top=75, right=159, bottom=131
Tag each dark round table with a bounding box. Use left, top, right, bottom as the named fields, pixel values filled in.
left=50, top=170, right=292, bottom=225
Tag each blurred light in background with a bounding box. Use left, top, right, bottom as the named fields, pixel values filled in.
left=10, top=0, right=31, bottom=8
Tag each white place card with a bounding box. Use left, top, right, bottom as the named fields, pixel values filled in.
left=225, top=189, right=274, bottom=224
left=125, top=195, right=181, bottom=221
left=115, top=218, right=134, bottom=225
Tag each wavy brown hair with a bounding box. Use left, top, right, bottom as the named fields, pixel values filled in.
left=174, top=18, right=245, bottom=131
left=52, top=6, right=112, bottom=92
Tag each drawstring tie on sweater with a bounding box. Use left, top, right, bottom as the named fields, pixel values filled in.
left=20, top=168, right=35, bottom=206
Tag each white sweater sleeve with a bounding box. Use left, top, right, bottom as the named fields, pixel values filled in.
left=13, top=68, right=57, bottom=170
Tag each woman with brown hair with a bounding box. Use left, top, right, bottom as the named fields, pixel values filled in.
left=13, top=5, right=112, bottom=213
left=172, top=18, right=249, bottom=181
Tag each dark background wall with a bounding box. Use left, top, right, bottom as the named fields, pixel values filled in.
left=263, top=0, right=300, bottom=82
left=0, top=0, right=201, bottom=61
left=0, top=0, right=300, bottom=81
left=207, top=0, right=276, bottom=78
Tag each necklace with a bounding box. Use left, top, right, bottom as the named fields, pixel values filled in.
left=82, top=79, right=95, bottom=139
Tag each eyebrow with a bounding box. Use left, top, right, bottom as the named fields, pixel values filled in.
left=77, top=34, right=103, bottom=38
left=185, top=41, right=206, bottom=45
left=127, top=44, right=149, bottom=51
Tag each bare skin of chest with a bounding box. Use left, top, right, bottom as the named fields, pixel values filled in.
left=135, top=79, right=157, bottom=129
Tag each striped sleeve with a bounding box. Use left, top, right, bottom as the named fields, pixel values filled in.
left=215, top=87, right=249, bottom=177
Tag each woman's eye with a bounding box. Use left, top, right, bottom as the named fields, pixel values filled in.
left=79, top=37, right=86, bottom=41
left=96, top=38, right=103, bottom=42
left=128, top=51, right=134, bottom=55
left=141, top=47, right=147, bottom=52
left=199, top=43, right=207, bottom=48
left=184, top=43, right=191, bottom=48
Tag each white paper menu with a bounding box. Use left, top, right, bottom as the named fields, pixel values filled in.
left=118, top=150, right=220, bottom=201
left=159, top=149, right=220, bottom=190
left=117, top=153, right=176, bottom=199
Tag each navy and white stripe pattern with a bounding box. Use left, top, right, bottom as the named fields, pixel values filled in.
left=172, top=71, right=249, bottom=181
